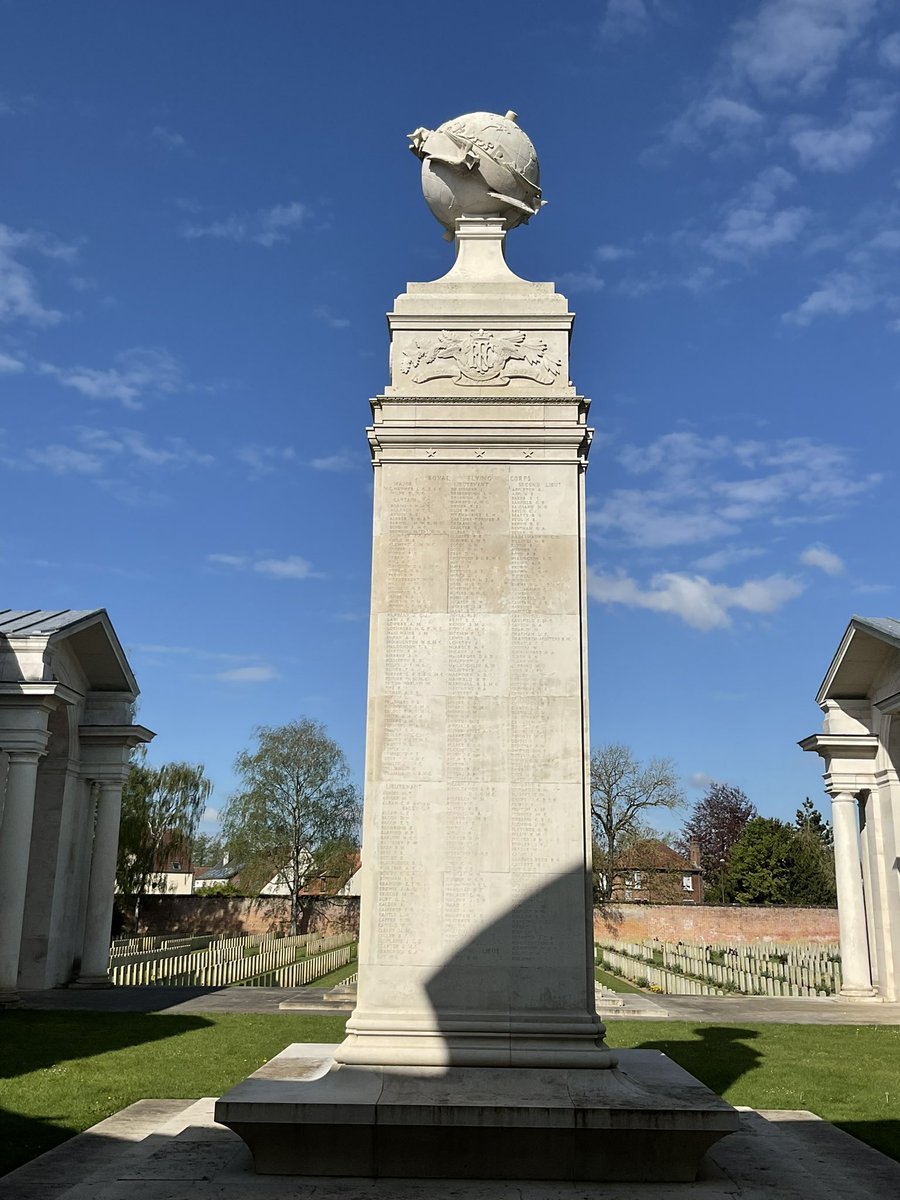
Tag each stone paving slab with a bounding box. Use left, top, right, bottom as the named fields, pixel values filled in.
left=0, top=1100, right=190, bottom=1200
left=4, top=1096, right=899, bottom=1200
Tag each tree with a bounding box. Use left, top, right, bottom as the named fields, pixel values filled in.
left=795, top=797, right=833, bottom=848
left=220, top=718, right=361, bottom=934
left=590, top=745, right=684, bottom=903
left=678, top=782, right=757, bottom=902
left=724, top=818, right=798, bottom=904
left=724, top=817, right=837, bottom=906
left=191, top=832, right=225, bottom=866
left=117, top=747, right=213, bottom=925
left=793, top=799, right=837, bottom=905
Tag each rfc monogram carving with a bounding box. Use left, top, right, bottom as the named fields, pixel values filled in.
left=399, top=329, right=561, bottom=387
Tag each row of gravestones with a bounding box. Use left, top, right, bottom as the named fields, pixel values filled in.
left=107, top=931, right=356, bottom=986
left=597, top=938, right=842, bottom=997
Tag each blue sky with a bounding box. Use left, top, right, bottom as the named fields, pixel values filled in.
left=3, top=0, right=898, bottom=835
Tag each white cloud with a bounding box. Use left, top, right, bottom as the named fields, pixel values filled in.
left=151, top=125, right=190, bottom=153
left=38, top=347, right=183, bottom=408
left=591, top=431, right=880, bottom=550
left=880, top=32, right=900, bottom=68
left=702, top=166, right=809, bottom=262
left=0, top=223, right=78, bottom=325
left=783, top=269, right=879, bottom=324
left=664, top=95, right=765, bottom=151
left=180, top=201, right=308, bottom=248
left=784, top=208, right=900, bottom=326
left=201, top=806, right=220, bottom=825
left=598, top=0, right=649, bottom=41
left=77, top=427, right=213, bottom=468
left=692, top=545, right=766, bottom=572
left=727, top=0, right=879, bottom=98
left=595, top=244, right=635, bottom=262
left=27, top=445, right=103, bottom=474
left=785, top=96, right=896, bottom=171
left=310, top=452, right=354, bottom=472
left=589, top=493, right=734, bottom=549
left=587, top=567, right=804, bottom=630
left=688, top=772, right=715, bottom=790
left=206, top=552, right=318, bottom=580
left=236, top=444, right=297, bottom=475
left=314, top=305, right=350, bottom=328
left=254, top=555, right=315, bottom=580
left=0, top=351, right=24, bottom=373
left=800, top=542, right=845, bottom=574
left=214, top=665, right=280, bottom=683
left=207, top=553, right=249, bottom=568
left=17, top=427, right=213, bottom=477
left=556, top=268, right=605, bottom=293
left=0, top=93, right=35, bottom=118
left=658, top=1, right=878, bottom=155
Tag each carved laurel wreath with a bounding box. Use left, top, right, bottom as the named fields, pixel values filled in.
left=399, top=329, right=561, bottom=388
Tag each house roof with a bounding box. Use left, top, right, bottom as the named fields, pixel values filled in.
left=0, top=608, right=138, bottom=694
left=617, top=839, right=697, bottom=871
left=195, top=864, right=242, bottom=880
left=816, top=616, right=900, bottom=704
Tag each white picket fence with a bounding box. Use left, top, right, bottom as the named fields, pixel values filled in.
left=596, top=938, right=842, bottom=997
left=107, top=930, right=356, bottom=987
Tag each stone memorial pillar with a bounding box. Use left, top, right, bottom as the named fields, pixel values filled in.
left=217, top=112, right=739, bottom=1179
left=336, top=205, right=606, bottom=1068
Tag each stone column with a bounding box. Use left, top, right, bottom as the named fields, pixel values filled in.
left=73, top=780, right=123, bottom=986
left=0, top=750, right=43, bottom=1006
left=830, top=791, right=876, bottom=998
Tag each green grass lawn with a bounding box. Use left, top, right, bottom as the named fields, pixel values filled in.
left=0, top=1013, right=897, bottom=1176
left=310, top=958, right=358, bottom=988
left=595, top=966, right=645, bottom=994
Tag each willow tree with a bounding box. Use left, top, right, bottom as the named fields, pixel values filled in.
left=221, top=719, right=361, bottom=935
left=116, top=748, right=213, bottom=926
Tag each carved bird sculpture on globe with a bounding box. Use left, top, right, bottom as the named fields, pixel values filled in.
left=408, top=110, right=544, bottom=240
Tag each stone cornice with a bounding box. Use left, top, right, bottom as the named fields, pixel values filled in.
left=374, top=394, right=588, bottom=405
left=798, top=733, right=880, bottom=759
left=387, top=314, right=574, bottom=331
left=78, top=723, right=155, bottom=747
left=0, top=681, right=83, bottom=706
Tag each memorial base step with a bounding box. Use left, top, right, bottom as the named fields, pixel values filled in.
left=216, top=1042, right=739, bottom=1181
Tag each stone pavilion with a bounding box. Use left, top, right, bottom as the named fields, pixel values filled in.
left=801, top=615, right=900, bottom=1002
left=0, top=608, right=153, bottom=1006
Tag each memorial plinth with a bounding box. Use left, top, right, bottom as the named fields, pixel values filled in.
left=217, top=111, right=738, bottom=1179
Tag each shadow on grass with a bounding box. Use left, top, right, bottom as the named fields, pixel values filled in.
left=634, top=1026, right=762, bottom=1096
left=0, top=1010, right=213, bottom=1178
left=0, top=1010, right=213, bottom=1079
left=833, top=1121, right=900, bottom=1165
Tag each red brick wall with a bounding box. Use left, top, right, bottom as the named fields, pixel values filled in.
left=121, top=895, right=359, bottom=939
left=594, top=903, right=839, bottom=945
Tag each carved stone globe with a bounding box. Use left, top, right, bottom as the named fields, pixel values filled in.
left=408, top=111, right=543, bottom=238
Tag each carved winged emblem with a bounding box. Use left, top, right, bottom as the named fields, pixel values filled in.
left=398, top=329, right=561, bottom=387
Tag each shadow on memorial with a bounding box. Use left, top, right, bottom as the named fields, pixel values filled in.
left=0, top=1008, right=214, bottom=1178
left=420, top=865, right=607, bottom=1063
left=217, top=866, right=740, bottom=1181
